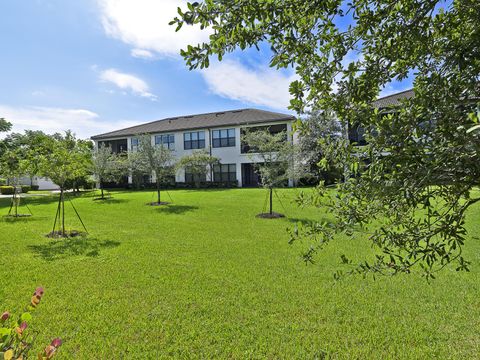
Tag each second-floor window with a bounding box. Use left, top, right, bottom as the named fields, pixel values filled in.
left=155, top=134, right=175, bottom=150
left=131, top=137, right=139, bottom=152
left=184, top=131, right=205, bottom=150
left=212, top=129, right=235, bottom=148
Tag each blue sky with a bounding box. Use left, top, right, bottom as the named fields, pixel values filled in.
left=0, top=0, right=409, bottom=139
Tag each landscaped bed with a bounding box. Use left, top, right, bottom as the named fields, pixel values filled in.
left=0, top=188, right=479, bottom=359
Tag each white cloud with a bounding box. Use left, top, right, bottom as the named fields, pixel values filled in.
left=99, top=68, right=157, bottom=100
left=0, top=105, right=140, bottom=139
left=131, top=48, right=155, bottom=59
left=98, top=0, right=210, bottom=58
left=97, top=0, right=297, bottom=111
left=202, top=60, right=296, bottom=110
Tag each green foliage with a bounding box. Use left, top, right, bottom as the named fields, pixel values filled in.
left=40, top=131, right=92, bottom=190
left=0, top=131, right=51, bottom=184
left=0, top=186, right=14, bottom=195
left=173, top=0, right=480, bottom=277
left=242, top=129, right=304, bottom=215
left=20, top=185, right=31, bottom=194
left=0, top=149, right=26, bottom=187
left=295, top=110, right=345, bottom=185
left=177, top=150, right=219, bottom=188
left=133, top=135, right=176, bottom=203
left=0, top=287, right=62, bottom=360
left=0, top=118, right=11, bottom=133
left=92, top=144, right=128, bottom=198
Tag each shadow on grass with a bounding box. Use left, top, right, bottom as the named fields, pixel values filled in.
left=287, top=217, right=335, bottom=226
left=156, top=204, right=199, bottom=215
left=91, top=198, right=129, bottom=204
left=1, top=216, right=47, bottom=224
left=28, top=237, right=120, bottom=261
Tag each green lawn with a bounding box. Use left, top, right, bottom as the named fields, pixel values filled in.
left=1, top=188, right=479, bottom=359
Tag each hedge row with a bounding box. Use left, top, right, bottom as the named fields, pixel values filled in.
left=0, top=185, right=32, bottom=195
left=125, top=180, right=239, bottom=190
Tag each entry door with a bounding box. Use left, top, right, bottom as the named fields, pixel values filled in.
left=242, top=163, right=261, bottom=187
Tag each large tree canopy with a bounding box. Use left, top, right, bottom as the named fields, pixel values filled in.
left=173, top=0, right=480, bottom=278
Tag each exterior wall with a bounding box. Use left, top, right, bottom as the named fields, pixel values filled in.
left=18, top=176, right=60, bottom=190
left=95, top=120, right=296, bottom=188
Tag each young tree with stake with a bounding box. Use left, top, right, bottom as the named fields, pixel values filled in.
left=92, top=145, right=127, bottom=200
left=40, top=132, right=92, bottom=237
left=242, top=129, right=302, bottom=218
left=0, top=148, right=29, bottom=217
left=135, top=134, right=176, bottom=205
left=177, top=150, right=219, bottom=188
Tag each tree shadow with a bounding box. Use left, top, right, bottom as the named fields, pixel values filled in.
left=28, top=237, right=120, bottom=261
left=156, top=205, right=199, bottom=215
left=1, top=216, right=47, bottom=224
left=92, top=198, right=129, bottom=204
left=16, top=195, right=60, bottom=206
left=287, top=217, right=335, bottom=226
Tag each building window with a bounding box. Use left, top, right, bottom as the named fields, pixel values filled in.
left=212, top=129, right=235, bottom=148
left=213, top=164, right=237, bottom=182
left=185, top=168, right=206, bottom=184
left=155, top=134, right=175, bottom=150
left=184, top=131, right=205, bottom=150
left=241, top=124, right=288, bottom=153
left=131, top=137, right=139, bottom=152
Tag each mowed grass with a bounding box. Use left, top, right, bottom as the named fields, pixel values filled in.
left=0, top=188, right=479, bottom=359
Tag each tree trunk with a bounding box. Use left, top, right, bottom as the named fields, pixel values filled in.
left=157, top=180, right=161, bottom=204
left=61, top=188, right=65, bottom=237
left=101, top=184, right=104, bottom=199
left=14, top=191, right=18, bottom=217
left=269, top=187, right=273, bottom=215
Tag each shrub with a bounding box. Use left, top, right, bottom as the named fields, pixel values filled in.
left=0, top=186, right=14, bottom=195
left=0, top=179, right=6, bottom=186
left=31, top=185, right=40, bottom=191
left=0, top=287, right=62, bottom=359
left=83, top=179, right=96, bottom=190
left=20, top=185, right=31, bottom=194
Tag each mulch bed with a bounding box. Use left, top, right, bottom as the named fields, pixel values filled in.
left=46, top=230, right=87, bottom=239
left=146, top=202, right=170, bottom=206
left=256, top=212, right=285, bottom=219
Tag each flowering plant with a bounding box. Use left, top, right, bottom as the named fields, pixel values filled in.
left=0, top=288, right=61, bottom=359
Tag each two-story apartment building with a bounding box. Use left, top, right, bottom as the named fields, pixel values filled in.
left=91, top=108, right=296, bottom=188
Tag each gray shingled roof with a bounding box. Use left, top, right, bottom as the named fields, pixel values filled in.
left=373, top=89, right=414, bottom=108
left=91, top=108, right=295, bottom=140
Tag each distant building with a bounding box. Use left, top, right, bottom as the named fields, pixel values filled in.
left=91, top=108, right=296, bottom=187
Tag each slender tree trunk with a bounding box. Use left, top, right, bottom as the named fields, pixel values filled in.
left=157, top=179, right=161, bottom=204
left=101, top=184, right=104, bottom=199
left=269, top=187, right=273, bottom=215
left=14, top=191, right=18, bottom=217
left=61, top=188, right=65, bottom=237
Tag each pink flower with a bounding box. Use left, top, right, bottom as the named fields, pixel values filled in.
left=51, top=338, right=62, bottom=348
left=34, top=287, right=44, bottom=298
left=1, top=311, right=9, bottom=321
left=16, top=321, right=28, bottom=336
